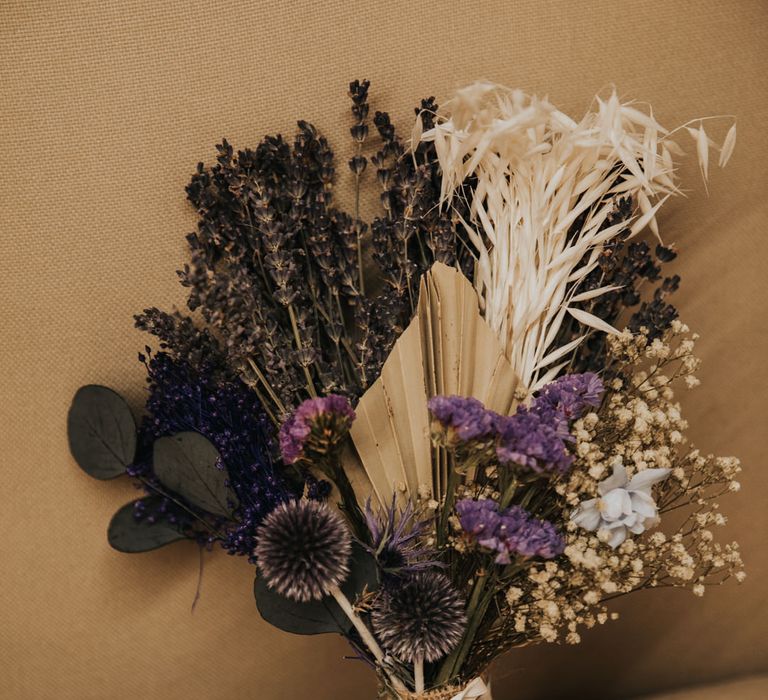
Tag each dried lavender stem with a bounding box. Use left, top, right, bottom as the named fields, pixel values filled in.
left=436, top=570, right=488, bottom=684
left=327, top=584, right=407, bottom=695
left=287, top=304, right=318, bottom=398
left=246, top=358, right=286, bottom=416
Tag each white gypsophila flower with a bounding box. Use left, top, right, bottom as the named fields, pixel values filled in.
left=570, top=460, right=670, bottom=548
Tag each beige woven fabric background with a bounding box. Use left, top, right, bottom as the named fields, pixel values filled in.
left=2, top=1, right=767, bottom=698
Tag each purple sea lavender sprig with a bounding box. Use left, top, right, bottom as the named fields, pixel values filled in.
left=428, top=395, right=500, bottom=445
left=456, top=498, right=564, bottom=563
left=429, top=374, right=603, bottom=476
left=495, top=408, right=574, bottom=474
left=279, top=394, right=369, bottom=542
left=428, top=396, right=502, bottom=469
left=279, top=394, right=356, bottom=465
left=453, top=498, right=501, bottom=546
left=533, top=372, right=604, bottom=420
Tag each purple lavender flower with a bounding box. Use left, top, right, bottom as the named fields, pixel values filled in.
left=279, top=394, right=356, bottom=464
left=495, top=408, right=574, bottom=474
left=428, top=395, right=500, bottom=447
left=533, top=372, right=604, bottom=420
left=456, top=498, right=563, bottom=563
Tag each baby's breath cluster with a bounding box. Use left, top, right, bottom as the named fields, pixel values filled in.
left=485, top=323, right=743, bottom=654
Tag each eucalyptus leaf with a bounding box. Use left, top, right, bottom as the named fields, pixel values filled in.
left=153, top=432, right=237, bottom=518
left=108, top=497, right=188, bottom=552
left=253, top=541, right=379, bottom=636
left=67, top=384, right=137, bottom=480
left=254, top=577, right=350, bottom=635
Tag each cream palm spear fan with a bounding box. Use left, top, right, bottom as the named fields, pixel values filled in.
left=344, top=262, right=518, bottom=509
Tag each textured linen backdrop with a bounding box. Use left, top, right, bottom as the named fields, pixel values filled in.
left=2, top=1, right=767, bottom=698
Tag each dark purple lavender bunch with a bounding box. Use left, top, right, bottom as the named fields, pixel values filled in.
left=364, top=497, right=442, bottom=578
left=130, top=350, right=294, bottom=559
left=279, top=394, right=356, bottom=465
left=456, top=498, right=564, bottom=563
left=428, top=395, right=501, bottom=457
left=371, top=572, right=466, bottom=663
left=255, top=499, right=352, bottom=602
left=495, top=407, right=574, bottom=475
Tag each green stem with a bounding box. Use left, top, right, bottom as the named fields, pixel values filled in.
left=436, top=570, right=490, bottom=685
left=327, top=459, right=369, bottom=544
left=246, top=358, right=286, bottom=417
left=499, top=476, right=518, bottom=509
left=438, top=461, right=460, bottom=547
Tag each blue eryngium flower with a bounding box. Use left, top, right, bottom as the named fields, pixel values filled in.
left=364, top=497, right=443, bottom=578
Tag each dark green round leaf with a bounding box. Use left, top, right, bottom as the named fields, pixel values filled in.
left=67, top=385, right=137, bottom=480
left=153, top=432, right=237, bottom=517
left=254, top=577, right=350, bottom=635
left=108, top=497, right=188, bottom=552
left=253, top=541, right=379, bottom=636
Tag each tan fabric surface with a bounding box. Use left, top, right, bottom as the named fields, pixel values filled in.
left=2, top=1, right=767, bottom=698
left=636, top=674, right=768, bottom=700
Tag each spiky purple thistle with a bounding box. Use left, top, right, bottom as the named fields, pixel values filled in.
left=279, top=394, right=356, bottom=464
left=255, top=499, right=351, bottom=602
left=364, top=497, right=442, bottom=577
left=371, top=572, right=466, bottom=663
left=456, top=498, right=564, bottom=563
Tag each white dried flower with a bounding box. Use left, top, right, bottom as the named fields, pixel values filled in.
left=570, top=459, right=670, bottom=548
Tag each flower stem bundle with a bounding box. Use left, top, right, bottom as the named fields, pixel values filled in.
left=68, top=80, right=743, bottom=698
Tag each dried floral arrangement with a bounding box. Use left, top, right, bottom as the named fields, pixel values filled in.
left=68, top=81, right=743, bottom=699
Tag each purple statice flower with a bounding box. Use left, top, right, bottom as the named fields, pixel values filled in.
left=455, top=498, right=501, bottom=548
left=428, top=395, right=500, bottom=447
left=279, top=394, right=355, bottom=464
left=496, top=408, right=574, bottom=474
left=533, top=372, right=604, bottom=421
left=364, top=497, right=443, bottom=577
left=456, top=498, right=564, bottom=563
left=496, top=506, right=564, bottom=561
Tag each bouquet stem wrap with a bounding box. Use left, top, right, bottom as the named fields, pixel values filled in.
left=381, top=675, right=491, bottom=700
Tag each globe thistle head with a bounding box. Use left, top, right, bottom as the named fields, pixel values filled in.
left=255, top=499, right=352, bottom=602
left=371, top=572, right=467, bottom=663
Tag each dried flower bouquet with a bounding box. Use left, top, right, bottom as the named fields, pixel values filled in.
left=68, top=81, right=743, bottom=698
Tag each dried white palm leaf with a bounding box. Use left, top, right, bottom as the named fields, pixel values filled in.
left=420, top=82, right=736, bottom=393
left=345, top=262, right=519, bottom=509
